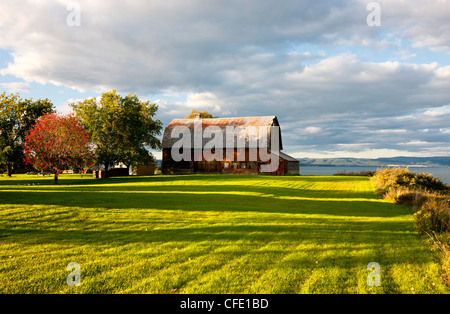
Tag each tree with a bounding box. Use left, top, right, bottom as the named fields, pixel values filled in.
left=0, top=93, right=54, bottom=176
left=71, top=90, right=163, bottom=176
left=185, top=110, right=217, bottom=119
left=23, top=113, right=94, bottom=184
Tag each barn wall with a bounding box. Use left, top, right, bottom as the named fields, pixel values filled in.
left=286, top=161, right=300, bottom=175
left=162, top=148, right=261, bottom=175
left=162, top=148, right=193, bottom=174
left=262, top=158, right=286, bottom=176
left=162, top=147, right=299, bottom=176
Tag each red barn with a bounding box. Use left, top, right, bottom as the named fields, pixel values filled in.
left=161, top=115, right=299, bottom=175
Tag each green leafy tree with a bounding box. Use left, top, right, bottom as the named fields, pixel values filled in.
left=0, top=92, right=54, bottom=176
left=185, top=110, right=218, bottom=119
left=71, top=90, right=163, bottom=176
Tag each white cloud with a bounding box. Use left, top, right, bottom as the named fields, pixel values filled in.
left=424, top=109, right=447, bottom=117
left=373, top=129, right=408, bottom=134
left=304, top=127, right=322, bottom=134
left=184, top=92, right=222, bottom=113
left=367, top=0, right=450, bottom=52
left=401, top=140, right=434, bottom=146
left=0, top=81, right=29, bottom=93
left=290, top=148, right=424, bottom=159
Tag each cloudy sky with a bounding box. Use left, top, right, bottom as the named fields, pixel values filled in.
left=1, top=0, right=450, bottom=159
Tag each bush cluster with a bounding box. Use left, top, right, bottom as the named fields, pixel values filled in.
left=334, top=170, right=375, bottom=176
left=414, top=196, right=450, bottom=235
left=371, top=168, right=450, bottom=275
left=371, top=168, right=449, bottom=235
left=371, top=168, right=448, bottom=195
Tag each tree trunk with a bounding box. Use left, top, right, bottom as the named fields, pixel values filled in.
left=104, top=164, right=109, bottom=178
left=6, top=164, right=12, bottom=177
left=54, top=173, right=59, bottom=184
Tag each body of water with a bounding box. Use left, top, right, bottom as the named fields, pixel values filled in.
left=300, top=166, right=450, bottom=185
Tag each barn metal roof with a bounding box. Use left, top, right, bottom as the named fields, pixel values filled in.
left=162, top=116, right=283, bottom=150
left=274, top=151, right=299, bottom=162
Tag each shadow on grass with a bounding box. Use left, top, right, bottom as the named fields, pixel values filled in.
left=0, top=173, right=369, bottom=186
left=0, top=220, right=427, bottom=271
left=0, top=189, right=404, bottom=217
left=2, top=184, right=379, bottom=199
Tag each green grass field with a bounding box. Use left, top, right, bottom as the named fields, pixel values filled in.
left=0, top=174, right=448, bottom=294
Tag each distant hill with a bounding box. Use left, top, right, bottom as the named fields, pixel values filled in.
left=298, top=157, right=450, bottom=168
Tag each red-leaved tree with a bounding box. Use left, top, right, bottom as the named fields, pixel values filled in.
left=23, top=113, right=94, bottom=184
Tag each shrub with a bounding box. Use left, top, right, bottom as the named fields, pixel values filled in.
left=373, top=168, right=450, bottom=281
left=371, top=168, right=449, bottom=195
left=334, top=170, right=375, bottom=176
left=372, top=167, right=450, bottom=236
left=414, top=196, right=450, bottom=235
left=384, top=187, right=430, bottom=210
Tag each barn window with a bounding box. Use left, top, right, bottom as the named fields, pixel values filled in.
left=240, top=162, right=246, bottom=169
left=223, top=162, right=230, bottom=169
left=232, top=162, right=239, bottom=169
left=249, top=162, right=255, bottom=169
